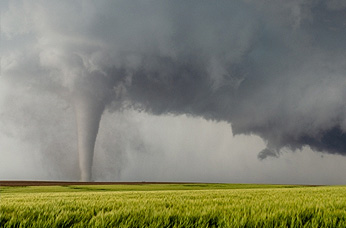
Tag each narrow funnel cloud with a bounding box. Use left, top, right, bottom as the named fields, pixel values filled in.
left=72, top=74, right=110, bottom=181
left=74, top=93, right=104, bottom=181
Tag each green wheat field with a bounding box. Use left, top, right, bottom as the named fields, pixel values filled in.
left=1, top=183, right=346, bottom=227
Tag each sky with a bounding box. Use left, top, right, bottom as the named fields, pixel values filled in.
left=1, top=0, right=346, bottom=184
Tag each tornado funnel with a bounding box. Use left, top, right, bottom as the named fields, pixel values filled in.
left=74, top=93, right=105, bottom=182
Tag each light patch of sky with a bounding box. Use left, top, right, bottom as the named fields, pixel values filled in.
left=100, top=111, right=346, bottom=185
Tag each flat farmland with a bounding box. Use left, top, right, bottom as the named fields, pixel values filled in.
left=1, top=182, right=346, bottom=227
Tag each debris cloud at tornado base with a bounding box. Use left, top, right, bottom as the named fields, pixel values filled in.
left=1, top=0, right=346, bottom=181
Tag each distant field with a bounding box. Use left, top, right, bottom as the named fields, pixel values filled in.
left=1, top=183, right=346, bottom=227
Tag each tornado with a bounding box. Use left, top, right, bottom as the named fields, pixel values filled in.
left=3, top=0, right=346, bottom=182
left=73, top=92, right=105, bottom=182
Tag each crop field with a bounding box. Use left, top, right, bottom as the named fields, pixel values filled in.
left=1, top=183, right=346, bottom=227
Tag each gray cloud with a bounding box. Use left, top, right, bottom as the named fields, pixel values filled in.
left=1, top=0, right=346, bottom=180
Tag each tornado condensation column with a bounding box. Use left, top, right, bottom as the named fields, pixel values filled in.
left=74, top=94, right=105, bottom=182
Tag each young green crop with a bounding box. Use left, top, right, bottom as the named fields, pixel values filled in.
left=1, top=184, right=346, bottom=227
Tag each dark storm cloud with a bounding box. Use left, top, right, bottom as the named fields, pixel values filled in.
left=2, top=0, right=346, bottom=168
